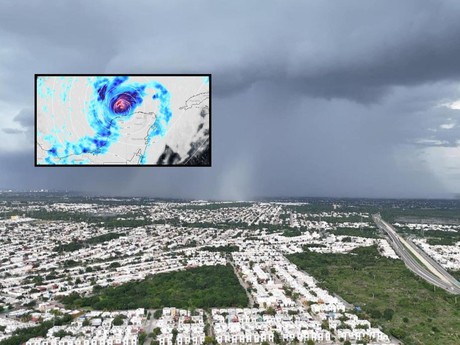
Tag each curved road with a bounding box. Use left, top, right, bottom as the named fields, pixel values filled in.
left=373, top=214, right=460, bottom=295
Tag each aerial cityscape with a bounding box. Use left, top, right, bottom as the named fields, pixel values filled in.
left=2, top=1, right=460, bottom=345
left=0, top=193, right=459, bottom=345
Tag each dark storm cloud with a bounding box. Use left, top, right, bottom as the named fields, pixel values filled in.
left=0, top=0, right=459, bottom=198
left=102, top=0, right=460, bottom=102
left=2, top=1, right=460, bottom=103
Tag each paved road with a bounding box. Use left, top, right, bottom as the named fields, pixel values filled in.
left=143, top=309, right=156, bottom=345
left=373, top=214, right=460, bottom=295
left=228, top=259, right=255, bottom=307
left=404, top=238, right=459, bottom=285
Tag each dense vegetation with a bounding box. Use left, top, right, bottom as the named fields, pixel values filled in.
left=289, top=246, right=460, bottom=345
left=201, top=245, right=239, bottom=253
left=330, top=227, right=381, bottom=238
left=54, top=232, right=125, bottom=252
left=0, top=314, right=72, bottom=345
left=61, top=265, right=248, bottom=310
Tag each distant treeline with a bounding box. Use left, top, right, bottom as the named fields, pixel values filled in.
left=54, top=232, right=125, bottom=252
left=175, top=202, right=253, bottom=210
left=7, top=210, right=151, bottom=228
left=381, top=208, right=460, bottom=223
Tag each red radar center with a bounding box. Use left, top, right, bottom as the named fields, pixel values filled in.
left=112, top=94, right=132, bottom=114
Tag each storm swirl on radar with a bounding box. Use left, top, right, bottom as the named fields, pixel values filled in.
left=42, top=76, right=172, bottom=165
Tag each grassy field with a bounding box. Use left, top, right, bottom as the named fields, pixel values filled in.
left=288, top=246, right=460, bottom=345
left=449, top=269, right=460, bottom=282
left=60, top=264, right=248, bottom=310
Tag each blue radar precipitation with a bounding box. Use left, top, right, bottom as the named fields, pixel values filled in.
left=36, top=76, right=173, bottom=165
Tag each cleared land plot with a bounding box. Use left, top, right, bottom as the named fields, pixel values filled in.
left=288, top=246, right=460, bottom=345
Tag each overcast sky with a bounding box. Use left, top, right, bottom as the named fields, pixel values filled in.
left=1, top=0, right=460, bottom=199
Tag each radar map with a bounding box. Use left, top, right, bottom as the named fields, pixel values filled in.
left=35, top=75, right=211, bottom=166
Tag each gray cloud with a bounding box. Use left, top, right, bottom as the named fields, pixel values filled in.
left=3, top=108, right=34, bottom=147
left=2, top=128, right=24, bottom=134
left=13, top=108, right=33, bottom=129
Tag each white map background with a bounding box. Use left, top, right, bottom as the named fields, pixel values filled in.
left=36, top=76, right=210, bottom=165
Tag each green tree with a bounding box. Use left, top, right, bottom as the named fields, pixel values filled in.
left=138, top=332, right=147, bottom=345
left=172, top=328, right=178, bottom=345
left=151, top=327, right=161, bottom=340
left=389, top=328, right=407, bottom=340
left=368, top=309, right=382, bottom=319
left=266, top=306, right=276, bottom=316
left=112, top=315, right=124, bottom=326
left=203, top=336, right=217, bottom=345
left=154, top=309, right=163, bottom=319
left=383, top=308, right=394, bottom=321
left=53, top=330, right=71, bottom=338
left=109, top=261, right=121, bottom=269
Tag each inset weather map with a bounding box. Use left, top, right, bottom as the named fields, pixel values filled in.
left=35, top=75, right=211, bottom=166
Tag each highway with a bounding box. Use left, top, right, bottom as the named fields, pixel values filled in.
left=372, top=214, right=460, bottom=295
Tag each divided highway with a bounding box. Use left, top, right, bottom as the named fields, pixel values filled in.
left=373, top=214, right=460, bottom=295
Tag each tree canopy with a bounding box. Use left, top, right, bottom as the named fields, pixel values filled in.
left=61, top=265, right=248, bottom=310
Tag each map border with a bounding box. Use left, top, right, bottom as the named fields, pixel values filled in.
left=34, top=74, right=212, bottom=168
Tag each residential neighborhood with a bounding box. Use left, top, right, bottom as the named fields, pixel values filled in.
left=0, top=197, right=459, bottom=344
